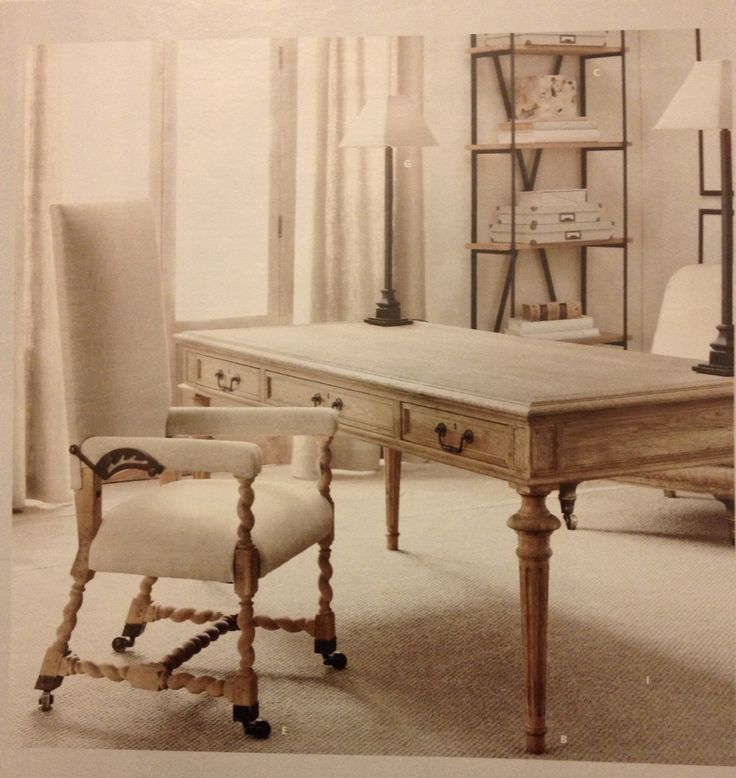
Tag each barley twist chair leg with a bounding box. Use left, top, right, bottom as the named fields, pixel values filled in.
left=34, top=568, right=95, bottom=706
left=231, top=476, right=270, bottom=740
left=112, top=576, right=159, bottom=653
left=313, top=535, right=347, bottom=670
left=313, top=437, right=346, bottom=669
left=35, top=468, right=101, bottom=709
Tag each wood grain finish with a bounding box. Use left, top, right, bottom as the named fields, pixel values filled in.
left=401, top=402, right=514, bottom=467
left=507, top=489, right=560, bottom=754
left=384, top=448, right=402, bottom=551
left=266, top=371, right=395, bottom=434
left=174, top=321, right=733, bottom=754
left=186, top=351, right=260, bottom=401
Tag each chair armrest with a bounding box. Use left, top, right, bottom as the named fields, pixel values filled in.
left=166, top=406, right=339, bottom=439
left=78, top=436, right=262, bottom=481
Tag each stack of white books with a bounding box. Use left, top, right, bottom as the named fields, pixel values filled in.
left=505, top=315, right=600, bottom=340
left=489, top=189, right=615, bottom=244
left=497, top=116, right=601, bottom=144
left=484, top=32, right=609, bottom=47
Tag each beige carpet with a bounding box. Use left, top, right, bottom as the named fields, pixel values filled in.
left=7, top=460, right=735, bottom=770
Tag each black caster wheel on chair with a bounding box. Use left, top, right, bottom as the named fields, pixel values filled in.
left=38, top=692, right=54, bottom=712
left=243, top=719, right=271, bottom=740
left=323, top=651, right=347, bottom=669
left=112, top=636, right=134, bottom=653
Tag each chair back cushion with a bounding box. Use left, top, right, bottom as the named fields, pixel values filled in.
left=50, top=201, right=171, bottom=446
left=651, top=263, right=721, bottom=359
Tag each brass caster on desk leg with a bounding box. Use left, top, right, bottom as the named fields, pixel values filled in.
left=559, top=483, right=578, bottom=530
left=38, top=692, right=54, bottom=712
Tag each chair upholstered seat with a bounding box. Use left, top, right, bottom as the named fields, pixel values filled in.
left=89, top=479, right=334, bottom=582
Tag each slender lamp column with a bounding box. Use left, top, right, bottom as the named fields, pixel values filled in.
left=340, top=94, right=437, bottom=326
left=654, top=59, right=734, bottom=376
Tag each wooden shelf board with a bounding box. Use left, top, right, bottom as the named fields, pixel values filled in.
left=470, top=44, right=625, bottom=57
left=469, top=141, right=631, bottom=152
left=467, top=238, right=631, bottom=251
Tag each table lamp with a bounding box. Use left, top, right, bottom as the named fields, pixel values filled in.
left=654, top=59, right=734, bottom=376
left=340, top=94, right=437, bottom=325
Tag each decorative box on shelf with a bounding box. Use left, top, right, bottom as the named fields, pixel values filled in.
left=489, top=189, right=614, bottom=243
left=514, top=75, right=578, bottom=120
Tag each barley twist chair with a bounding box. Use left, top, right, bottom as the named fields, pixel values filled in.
left=34, top=200, right=346, bottom=740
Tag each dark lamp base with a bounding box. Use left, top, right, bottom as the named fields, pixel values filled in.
left=364, top=316, right=413, bottom=326
left=692, top=361, right=734, bottom=377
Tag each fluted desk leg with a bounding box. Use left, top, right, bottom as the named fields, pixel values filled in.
left=508, top=487, right=561, bottom=754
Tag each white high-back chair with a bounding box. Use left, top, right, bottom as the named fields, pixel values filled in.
left=34, top=201, right=346, bottom=740
left=650, top=263, right=722, bottom=359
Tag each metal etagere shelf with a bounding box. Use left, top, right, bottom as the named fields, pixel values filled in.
left=468, top=31, right=630, bottom=347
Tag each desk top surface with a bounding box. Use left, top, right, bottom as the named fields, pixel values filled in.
left=176, top=321, right=732, bottom=417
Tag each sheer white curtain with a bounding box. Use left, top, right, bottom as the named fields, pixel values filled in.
left=291, top=36, right=429, bottom=473
left=13, top=42, right=157, bottom=509
left=293, top=35, right=428, bottom=324
left=13, top=46, right=68, bottom=509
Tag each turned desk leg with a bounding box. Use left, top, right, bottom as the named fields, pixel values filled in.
left=508, top=488, right=561, bottom=755
left=384, top=448, right=402, bottom=550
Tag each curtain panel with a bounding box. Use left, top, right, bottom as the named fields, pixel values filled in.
left=14, top=45, right=69, bottom=508
left=293, top=35, right=428, bottom=324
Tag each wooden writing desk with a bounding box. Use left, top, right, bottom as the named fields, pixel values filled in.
left=174, top=321, right=733, bottom=754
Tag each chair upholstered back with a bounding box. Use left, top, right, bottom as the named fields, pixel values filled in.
left=50, top=201, right=171, bottom=449
left=651, top=263, right=721, bottom=360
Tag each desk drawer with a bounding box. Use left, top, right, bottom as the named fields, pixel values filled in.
left=266, top=372, right=395, bottom=434
left=401, top=403, right=514, bottom=467
left=186, top=351, right=260, bottom=401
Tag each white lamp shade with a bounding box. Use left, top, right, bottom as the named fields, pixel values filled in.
left=340, top=94, right=437, bottom=148
left=654, top=59, right=732, bottom=130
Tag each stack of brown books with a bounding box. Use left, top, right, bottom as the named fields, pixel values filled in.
left=505, top=301, right=600, bottom=340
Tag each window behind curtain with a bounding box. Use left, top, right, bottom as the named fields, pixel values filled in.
left=43, top=38, right=294, bottom=333
left=171, top=38, right=273, bottom=326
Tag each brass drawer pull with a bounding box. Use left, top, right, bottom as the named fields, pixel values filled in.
left=331, top=398, right=343, bottom=411
left=434, top=422, right=474, bottom=454
left=214, top=369, right=241, bottom=393
left=311, top=392, right=323, bottom=406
